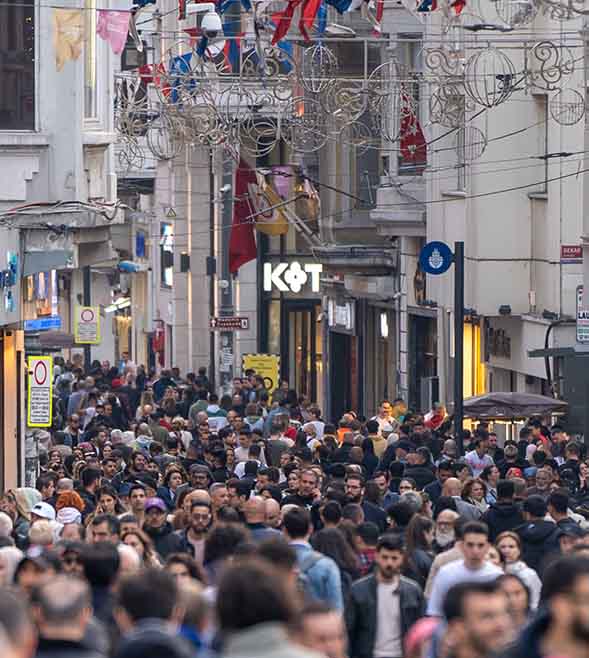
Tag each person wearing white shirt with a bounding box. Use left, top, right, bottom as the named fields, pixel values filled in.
left=370, top=401, right=395, bottom=437
left=464, top=438, right=494, bottom=477
left=427, top=521, right=503, bottom=617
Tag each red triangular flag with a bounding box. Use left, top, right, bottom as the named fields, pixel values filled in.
left=229, top=158, right=258, bottom=273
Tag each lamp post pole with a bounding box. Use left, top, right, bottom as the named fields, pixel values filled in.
left=453, top=241, right=464, bottom=455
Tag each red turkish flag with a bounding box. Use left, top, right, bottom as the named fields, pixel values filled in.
left=229, top=159, right=258, bottom=273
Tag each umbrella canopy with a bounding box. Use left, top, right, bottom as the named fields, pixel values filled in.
left=463, top=391, right=568, bottom=420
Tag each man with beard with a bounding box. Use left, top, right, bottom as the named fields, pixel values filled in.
left=432, top=509, right=461, bottom=554
left=282, top=469, right=320, bottom=509
left=425, top=513, right=463, bottom=597
left=345, top=474, right=387, bottom=532
left=443, top=581, right=512, bottom=658
left=176, top=500, right=212, bottom=565
left=346, top=533, right=425, bottom=658
left=505, top=555, right=589, bottom=658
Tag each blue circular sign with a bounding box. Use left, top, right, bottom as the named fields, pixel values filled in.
left=419, top=241, right=454, bottom=275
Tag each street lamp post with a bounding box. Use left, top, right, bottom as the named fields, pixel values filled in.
left=419, top=240, right=465, bottom=454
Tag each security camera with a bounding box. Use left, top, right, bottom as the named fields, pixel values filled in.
left=201, top=9, right=222, bottom=38
left=186, top=3, right=223, bottom=38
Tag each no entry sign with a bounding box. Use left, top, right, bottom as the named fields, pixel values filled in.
left=75, top=305, right=101, bottom=344
left=27, top=356, right=53, bottom=427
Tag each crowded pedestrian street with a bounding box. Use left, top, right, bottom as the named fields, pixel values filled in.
left=0, top=367, right=588, bottom=658
left=4, top=0, right=589, bottom=652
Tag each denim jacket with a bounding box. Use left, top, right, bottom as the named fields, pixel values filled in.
left=290, top=541, right=344, bottom=610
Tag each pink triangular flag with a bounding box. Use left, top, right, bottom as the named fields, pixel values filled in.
left=96, top=10, right=130, bottom=55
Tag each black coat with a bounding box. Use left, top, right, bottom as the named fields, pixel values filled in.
left=481, top=501, right=524, bottom=541
left=516, top=520, right=561, bottom=573
left=346, top=573, right=425, bottom=658
left=143, top=522, right=184, bottom=559
left=362, top=501, right=387, bottom=533
left=35, top=638, right=105, bottom=658
left=402, top=464, right=436, bottom=490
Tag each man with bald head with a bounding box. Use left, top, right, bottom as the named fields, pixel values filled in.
left=244, top=496, right=281, bottom=541
left=442, top=477, right=482, bottom=520
left=265, top=498, right=281, bottom=529
left=34, top=576, right=97, bottom=658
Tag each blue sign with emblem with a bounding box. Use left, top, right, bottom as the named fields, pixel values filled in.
left=419, top=241, right=454, bottom=275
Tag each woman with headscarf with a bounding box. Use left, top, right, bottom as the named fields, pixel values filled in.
left=1, top=488, right=42, bottom=548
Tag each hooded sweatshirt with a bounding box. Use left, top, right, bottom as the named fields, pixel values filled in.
left=482, top=501, right=524, bottom=541
left=516, top=520, right=561, bottom=573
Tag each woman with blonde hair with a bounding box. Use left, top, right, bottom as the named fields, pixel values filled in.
left=28, top=520, right=54, bottom=549
left=495, top=531, right=542, bottom=609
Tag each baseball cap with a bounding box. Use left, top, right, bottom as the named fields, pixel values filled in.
left=144, top=497, right=167, bottom=513
left=31, top=502, right=57, bottom=521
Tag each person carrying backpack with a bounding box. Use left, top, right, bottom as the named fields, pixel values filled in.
left=283, top=507, right=344, bottom=610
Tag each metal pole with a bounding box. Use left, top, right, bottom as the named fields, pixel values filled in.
left=209, top=150, right=216, bottom=392
left=219, top=158, right=234, bottom=396
left=454, top=241, right=464, bottom=455
left=83, top=266, right=91, bottom=373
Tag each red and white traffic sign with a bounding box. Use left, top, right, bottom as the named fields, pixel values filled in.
left=27, top=356, right=53, bottom=427
left=75, top=305, right=101, bottom=344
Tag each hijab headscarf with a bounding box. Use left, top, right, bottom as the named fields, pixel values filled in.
left=12, top=488, right=42, bottom=522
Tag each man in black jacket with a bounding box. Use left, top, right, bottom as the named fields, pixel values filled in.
left=346, top=534, right=425, bottom=658
left=481, top=480, right=524, bottom=542
left=403, top=448, right=436, bottom=490
left=142, top=497, right=183, bottom=559
left=345, top=474, right=387, bottom=532
left=516, top=495, right=561, bottom=573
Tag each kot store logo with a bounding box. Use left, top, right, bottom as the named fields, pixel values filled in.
left=263, top=262, right=323, bottom=294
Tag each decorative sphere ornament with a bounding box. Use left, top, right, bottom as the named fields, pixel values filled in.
left=464, top=47, right=516, bottom=108
left=549, top=88, right=586, bottom=125
left=495, top=0, right=538, bottom=27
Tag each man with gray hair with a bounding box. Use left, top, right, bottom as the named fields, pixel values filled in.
left=56, top=478, right=74, bottom=494
left=33, top=576, right=102, bottom=658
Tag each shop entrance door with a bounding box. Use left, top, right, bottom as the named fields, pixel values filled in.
left=330, top=332, right=353, bottom=423
left=281, top=302, right=321, bottom=404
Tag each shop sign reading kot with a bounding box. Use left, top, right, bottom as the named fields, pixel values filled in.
left=263, top=262, right=323, bottom=294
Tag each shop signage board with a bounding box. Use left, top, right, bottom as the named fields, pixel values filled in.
left=242, top=353, right=280, bottom=393
left=27, top=356, right=53, bottom=427
left=561, top=245, right=583, bottom=263
left=24, top=316, right=62, bottom=332
left=209, top=317, right=249, bottom=330
left=419, top=241, right=454, bottom=275
left=263, top=262, right=323, bottom=293
left=74, top=306, right=101, bottom=344
left=577, top=286, right=589, bottom=343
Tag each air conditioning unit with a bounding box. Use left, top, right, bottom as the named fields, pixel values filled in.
left=420, top=376, right=439, bottom=412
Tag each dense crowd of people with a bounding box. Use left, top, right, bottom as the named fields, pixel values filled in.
left=1, top=357, right=589, bottom=658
